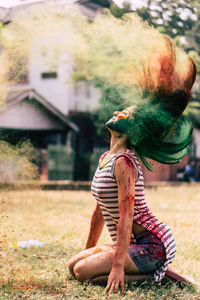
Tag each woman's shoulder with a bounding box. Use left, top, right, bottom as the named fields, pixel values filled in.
left=114, top=156, right=136, bottom=180
left=112, top=150, right=142, bottom=182
left=115, top=150, right=139, bottom=165
left=99, top=151, right=109, bottom=163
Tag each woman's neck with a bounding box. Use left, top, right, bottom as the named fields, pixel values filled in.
left=109, top=132, right=128, bottom=154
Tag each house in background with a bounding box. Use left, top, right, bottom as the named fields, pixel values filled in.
left=0, top=0, right=199, bottom=182
left=0, top=0, right=112, bottom=181
left=0, top=87, right=79, bottom=179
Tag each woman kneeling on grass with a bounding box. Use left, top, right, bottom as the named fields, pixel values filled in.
left=68, top=37, right=196, bottom=295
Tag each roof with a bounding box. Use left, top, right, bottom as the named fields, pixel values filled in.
left=0, top=0, right=113, bottom=23
left=77, top=0, right=111, bottom=8
left=0, top=2, right=44, bottom=23
left=0, top=86, right=79, bottom=132
left=77, top=0, right=112, bottom=18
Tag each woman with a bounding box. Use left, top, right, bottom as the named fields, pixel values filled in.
left=68, top=39, right=196, bottom=295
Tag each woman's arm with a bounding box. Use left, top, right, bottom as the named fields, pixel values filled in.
left=104, top=156, right=135, bottom=295
left=85, top=203, right=105, bottom=249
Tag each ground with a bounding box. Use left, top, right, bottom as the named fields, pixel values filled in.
left=0, top=186, right=200, bottom=299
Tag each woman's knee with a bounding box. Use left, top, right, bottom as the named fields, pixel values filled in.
left=68, top=256, right=77, bottom=276
left=74, top=250, right=115, bottom=282
left=73, top=260, right=89, bottom=282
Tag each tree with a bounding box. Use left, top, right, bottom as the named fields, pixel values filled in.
left=76, top=1, right=200, bottom=141
left=136, top=0, right=196, bottom=38
left=109, top=1, right=131, bottom=18
left=87, top=2, right=135, bottom=143
left=91, top=78, right=135, bottom=142
left=136, top=1, right=200, bottom=129
left=135, top=0, right=200, bottom=70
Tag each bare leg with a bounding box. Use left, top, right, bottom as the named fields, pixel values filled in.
left=90, top=268, right=194, bottom=285
left=68, top=244, right=114, bottom=277
left=73, top=248, right=142, bottom=282
left=90, top=274, right=152, bottom=285
left=165, top=268, right=194, bottom=283
left=69, top=248, right=191, bottom=285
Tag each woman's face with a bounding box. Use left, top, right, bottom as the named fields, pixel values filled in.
left=105, top=106, right=135, bottom=133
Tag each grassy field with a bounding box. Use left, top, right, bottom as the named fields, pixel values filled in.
left=0, top=186, right=200, bottom=299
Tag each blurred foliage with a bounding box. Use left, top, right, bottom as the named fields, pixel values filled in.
left=91, top=1, right=200, bottom=137
left=188, top=100, right=200, bottom=129
left=0, top=22, right=4, bottom=32
left=0, top=140, right=39, bottom=181
left=135, top=0, right=200, bottom=72
left=109, top=1, right=131, bottom=18
left=91, top=78, right=131, bottom=139
left=136, top=0, right=196, bottom=38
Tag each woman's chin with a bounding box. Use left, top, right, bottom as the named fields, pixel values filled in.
left=105, top=119, right=114, bottom=128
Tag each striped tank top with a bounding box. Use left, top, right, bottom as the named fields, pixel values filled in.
left=91, top=149, right=176, bottom=283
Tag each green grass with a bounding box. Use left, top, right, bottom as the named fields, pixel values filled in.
left=0, top=186, right=200, bottom=299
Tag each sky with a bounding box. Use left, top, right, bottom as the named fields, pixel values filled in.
left=0, top=0, right=41, bottom=8
left=0, top=0, right=146, bottom=9
left=114, top=0, right=147, bottom=9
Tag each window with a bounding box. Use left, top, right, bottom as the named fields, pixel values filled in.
left=41, top=72, right=57, bottom=79
left=8, top=55, right=29, bottom=83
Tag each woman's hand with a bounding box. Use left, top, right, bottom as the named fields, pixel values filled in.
left=104, top=266, right=125, bottom=296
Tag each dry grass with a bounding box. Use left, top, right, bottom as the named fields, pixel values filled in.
left=0, top=186, right=200, bottom=299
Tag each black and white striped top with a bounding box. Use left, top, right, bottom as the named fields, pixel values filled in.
left=91, top=149, right=176, bottom=283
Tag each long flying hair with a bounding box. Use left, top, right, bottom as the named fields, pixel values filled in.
left=124, top=37, right=196, bottom=170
